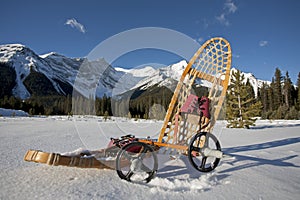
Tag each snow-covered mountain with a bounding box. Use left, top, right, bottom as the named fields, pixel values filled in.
left=129, top=60, right=186, bottom=89
left=230, top=68, right=271, bottom=97
left=0, top=44, right=268, bottom=99
left=0, top=44, right=187, bottom=99
left=0, top=44, right=122, bottom=98
left=115, top=61, right=268, bottom=97
left=113, top=60, right=187, bottom=96
left=1, top=44, right=80, bottom=98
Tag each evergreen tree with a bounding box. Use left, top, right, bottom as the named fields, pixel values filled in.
left=273, top=68, right=283, bottom=109
left=226, top=70, right=262, bottom=129
left=283, top=71, right=293, bottom=108
left=246, top=79, right=255, bottom=99
left=268, top=79, right=275, bottom=113
left=297, top=72, right=300, bottom=109
left=259, top=82, right=269, bottom=118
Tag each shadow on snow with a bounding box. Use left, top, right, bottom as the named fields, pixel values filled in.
left=220, top=137, right=300, bottom=173
left=155, top=137, right=300, bottom=186
left=251, top=123, right=300, bottom=130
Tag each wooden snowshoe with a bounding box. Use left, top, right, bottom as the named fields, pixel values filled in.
left=24, top=37, right=232, bottom=183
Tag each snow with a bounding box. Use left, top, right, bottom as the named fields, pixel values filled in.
left=0, top=108, right=29, bottom=117
left=0, top=44, right=32, bottom=99
left=0, top=116, right=299, bottom=199
left=39, top=52, right=58, bottom=59
left=124, top=60, right=188, bottom=90
left=115, top=66, right=156, bottom=77
left=230, top=68, right=271, bottom=97
left=114, top=67, right=131, bottom=73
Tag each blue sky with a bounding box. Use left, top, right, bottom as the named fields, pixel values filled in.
left=1, top=0, right=299, bottom=83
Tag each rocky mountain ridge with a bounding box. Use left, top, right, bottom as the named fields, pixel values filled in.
left=0, top=44, right=266, bottom=99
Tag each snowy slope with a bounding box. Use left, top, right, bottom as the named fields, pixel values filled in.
left=113, top=63, right=270, bottom=97
left=1, top=117, right=299, bottom=199
left=112, top=66, right=156, bottom=96
left=0, top=44, right=80, bottom=98
left=129, top=60, right=187, bottom=90
left=0, top=44, right=38, bottom=98
left=115, top=66, right=156, bottom=77
left=231, top=68, right=271, bottom=96
left=0, top=108, right=29, bottom=117
left=0, top=44, right=128, bottom=98
left=39, top=52, right=82, bottom=86
left=111, top=61, right=187, bottom=97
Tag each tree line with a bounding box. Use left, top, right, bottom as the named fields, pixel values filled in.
left=258, top=68, right=299, bottom=119
left=1, top=66, right=299, bottom=124
left=226, top=68, right=300, bottom=128
left=0, top=94, right=112, bottom=117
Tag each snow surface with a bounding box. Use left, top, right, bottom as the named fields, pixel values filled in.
left=0, top=116, right=299, bottom=200
left=0, top=108, right=29, bottom=117
left=115, top=66, right=156, bottom=77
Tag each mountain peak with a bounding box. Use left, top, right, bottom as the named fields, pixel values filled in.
left=0, top=43, right=26, bottom=49
left=39, top=52, right=61, bottom=58
left=0, top=43, right=37, bottom=63
left=0, top=43, right=33, bottom=55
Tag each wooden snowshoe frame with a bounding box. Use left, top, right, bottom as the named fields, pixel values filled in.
left=139, top=37, right=232, bottom=153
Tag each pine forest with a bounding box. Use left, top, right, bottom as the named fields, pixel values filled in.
left=1, top=66, right=300, bottom=124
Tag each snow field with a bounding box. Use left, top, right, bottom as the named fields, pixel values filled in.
left=0, top=116, right=299, bottom=199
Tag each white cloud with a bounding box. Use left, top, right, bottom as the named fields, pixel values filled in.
left=65, top=18, right=86, bottom=33
left=224, top=0, right=237, bottom=13
left=216, top=14, right=230, bottom=26
left=202, top=18, right=209, bottom=29
left=259, top=40, right=268, bottom=47
left=216, top=0, right=237, bottom=26
left=232, top=53, right=240, bottom=58
left=197, top=37, right=204, bottom=43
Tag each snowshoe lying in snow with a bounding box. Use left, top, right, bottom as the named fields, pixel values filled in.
left=24, top=132, right=224, bottom=183
left=24, top=134, right=141, bottom=169
left=24, top=134, right=159, bottom=183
